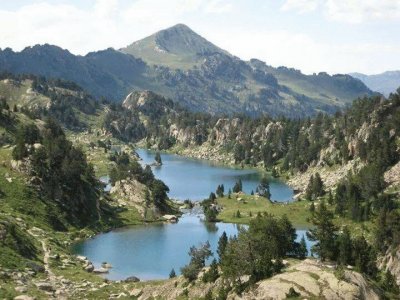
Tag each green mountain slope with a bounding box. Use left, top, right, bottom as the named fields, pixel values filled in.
left=0, top=24, right=374, bottom=117
left=0, top=74, right=398, bottom=299
left=121, top=23, right=229, bottom=69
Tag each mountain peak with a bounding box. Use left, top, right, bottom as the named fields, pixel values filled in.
left=164, top=23, right=192, bottom=32
left=120, top=24, right=229, bottom=69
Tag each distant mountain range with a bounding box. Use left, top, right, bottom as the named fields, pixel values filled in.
left=0, top=24, right=374, bottom=117
left=350, top=71, right=400, bottom=97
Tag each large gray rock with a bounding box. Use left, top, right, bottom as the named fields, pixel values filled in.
left=15, top=286, right=28, bottom=293
left=129, top=288, right=143, bottom=297
left=93, top=267, right=109, bottom=274
left=124, top=276, right=140, bottom=282
left=85, top=264, right=94, bottom=272
left=14, top=296, right=35, bottom=300
left=35, top=281, right=54, bottom=291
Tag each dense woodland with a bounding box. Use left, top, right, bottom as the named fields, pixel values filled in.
left=11, top=119, right=101, bottom=227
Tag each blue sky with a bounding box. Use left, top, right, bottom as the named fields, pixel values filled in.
left=1, top=0, right=399, bottom=74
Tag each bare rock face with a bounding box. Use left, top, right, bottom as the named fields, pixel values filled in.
left=123, top=91, right=148, bottom=109
left=110, top=178, right=147, bottom=216
left=208, top=118, right=241, bottom=145
left=378, top=246, right=400, bottom=286
left=237, top=259, right=380, bottom=300
left=130, top=259, right=379, bottom=300
left=169, top=123, right=205, bottom=146
left=288, top=159, right=364, bottom=194
left=384, top=161, right=400, bottom=188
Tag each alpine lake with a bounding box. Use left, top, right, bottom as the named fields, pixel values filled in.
left=72, top=149, right=314, bottom=280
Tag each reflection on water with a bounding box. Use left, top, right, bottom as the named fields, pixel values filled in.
left=136, top=149, right=293, bottom=202
left=72, top=214, right=314, bottom=280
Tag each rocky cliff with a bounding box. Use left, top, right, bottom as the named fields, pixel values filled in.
left=131, top=259, right=380, bottom=300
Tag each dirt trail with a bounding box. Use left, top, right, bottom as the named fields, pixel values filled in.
left=28, top=228, right=68, bottom=299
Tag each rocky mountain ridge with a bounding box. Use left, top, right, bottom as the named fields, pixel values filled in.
left=0, top=24, right=374, bottom=117
left=351, top=70, right=400, bottom=97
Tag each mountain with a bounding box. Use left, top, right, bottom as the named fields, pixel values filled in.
left=0, top=45, right=146, bottom=100
left=121, top=23, right=229, bottom=69
left=0, top=24, right=374, bottom=117
left=350, top=71, right=400, bottom=97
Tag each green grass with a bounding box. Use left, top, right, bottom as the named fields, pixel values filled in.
left=0, top=79, right=51, bottom=109
left=217, top=194, right=312, bottom=227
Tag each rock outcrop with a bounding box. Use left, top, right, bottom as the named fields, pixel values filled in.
left=288, top=159, right=364, bottom=194
left=132, top=259, right=379, bottom=300
left=240, top=259, right=379, bottom=300
left=378, top=246, right=400, bottom=285
left=384, top=161, right=400, bottom=189
left=110, top=178, right=147, bottom=216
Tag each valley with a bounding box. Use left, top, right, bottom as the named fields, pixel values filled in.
left=0, top=20, right=399, bottom=299
left=0, top=74, right=398, bottom=299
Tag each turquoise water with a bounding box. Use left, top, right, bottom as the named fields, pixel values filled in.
left=136, top=149, right=293, bottom=202
left=72, top=213, right=314, bottom=280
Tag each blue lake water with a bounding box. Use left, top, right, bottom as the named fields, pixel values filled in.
left=72, top=149, right=309, bottom=281
left=136, top=148, right=293, bottom=202
left=72, top=213, right=314, bottom=280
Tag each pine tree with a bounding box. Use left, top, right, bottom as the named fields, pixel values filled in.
left=216, top=184, right=224, bottom=198
left=337, top=227, right=352, bottom=266
left=305, top=173, right=324, bottom=200
left=309, top=202, right=315, bottom=213
left=298, top=235, right=308, bottom=259
left=307, top=201, right=338, bottom=261
left=209, top=192, right=217, bottom=202
left=154, top=152, right=162, bottom=165
left=305, top=175, right=314, bottom=200
left=169, top=268, right=176, bottom=278
left=12, top=137, right=28, bottom=160
left=217, top=231, right=228, bottom=261
left=232, top=180, right=242, bottom=193
left=335, top=183, right=346, bottom=216
left=203, top=259, right=219, bottom=283
left=327, top=190, right=333, bottom=205
left=258, top=176, right=271, bottom=199
left=234, top=143, right=245, bottom=163
left=313, top=173, right=324, bottom=197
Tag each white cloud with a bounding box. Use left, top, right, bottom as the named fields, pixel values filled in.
left=324, top=0, right=400, bottom=23
left=94, top=0, right=119, bottom=18
left=281, top=0, right=320, bottom=14
left=209, top=28, right=400, bottom=74
left=0, top=0, right=234, bottom=55
left=205, top=0, right=233, bottom=13
left=0, top=0, right=399, bottom=74
left=281, top=0, right=400, bottom=23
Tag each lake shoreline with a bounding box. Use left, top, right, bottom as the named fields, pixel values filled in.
left=136, top=144, right=302, bottom=197
left=136, top=147, right=294, bottom=202
left=72, top=210, right=315, bottom=282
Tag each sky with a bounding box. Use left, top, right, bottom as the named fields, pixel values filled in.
left=0, top=0, right=400, bottom=75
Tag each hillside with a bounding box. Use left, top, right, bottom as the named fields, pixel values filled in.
left=0, top=24, right=374, bottom=117
left=0, top=75, right=399, bottom=299
left=121, top=23, right=229, bottom=70
left=350, top=71, right=400, bottom=97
